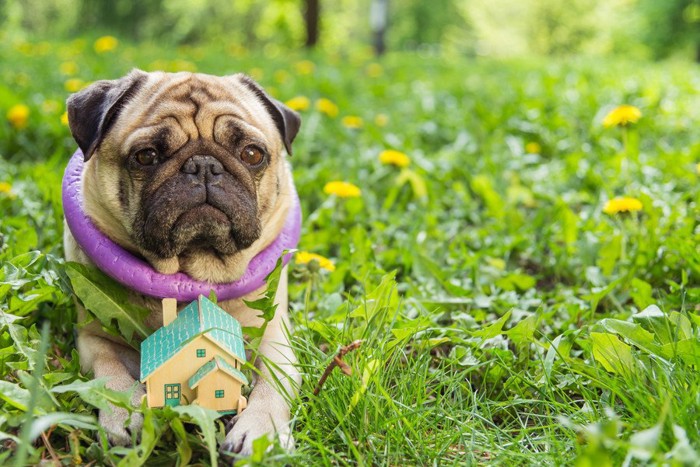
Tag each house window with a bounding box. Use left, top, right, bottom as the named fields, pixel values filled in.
left=196, top=349, right=206, bottom=358
left=215, top=390, right=225, bottom=398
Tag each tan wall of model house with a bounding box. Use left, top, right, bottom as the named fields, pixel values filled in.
left=145, top=336, right=238, bottom=408
left=194, top=372, right=242, bottom=411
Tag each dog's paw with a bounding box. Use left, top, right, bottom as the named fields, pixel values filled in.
left=100, top=383, right=146, bottom=446
left=220, top=405, right=294, bottom=456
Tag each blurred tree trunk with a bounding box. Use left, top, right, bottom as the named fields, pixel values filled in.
left=371, top=0, right=389, bottom=55
left=304, top=0, right=320, bottom=48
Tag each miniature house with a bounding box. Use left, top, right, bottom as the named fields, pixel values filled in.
left=140, top=295, right=248, bottom=413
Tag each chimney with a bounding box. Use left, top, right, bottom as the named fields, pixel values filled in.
left=162, top=298, right=177, bottom=326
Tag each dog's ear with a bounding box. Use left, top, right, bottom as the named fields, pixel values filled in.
left=66, top=69, right=148, bottom=161
left=237, top=75, right=301, bottom=156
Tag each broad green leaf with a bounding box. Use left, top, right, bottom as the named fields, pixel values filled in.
left=496, top=273, right=536, bottom=292
left=396, top=167, right=428, bottom=201
left=27, top=412, right=97, bottom=442
left=169, top=417, right=192, bottom=467
left=470, top=174, right=504, bottom=220
left=50, top=378, right=131, bottom=411
left=597, top=235, right=621, bottom=276
left=118, top=407, right=160, bottom=467
left=629, top=278, right=654, bottom=309
left=590, top=332, right=637, bottom=375
left=173, top=405, right=222, bottom=466
left=471, top=310, right=512, bottom=340
left=632, top=305, right=692, bottom=346
left=65, top=262, right=151, bottom=346
left=0, top=380, right=30, bottom=411
left=349, top=271, right=399, bottom=320
left=242, top=251, right=289, bottom=339
left=560, top=205, right=579, bottom=252
left=598, top=318, right=664, bottom=357
left=506, top=314, right=538, bottom=345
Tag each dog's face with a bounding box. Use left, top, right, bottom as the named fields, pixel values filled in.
left=67, top=70, right=300, bottom=282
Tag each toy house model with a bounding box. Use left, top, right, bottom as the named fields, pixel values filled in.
left=140, top=295, right=248, bottom=413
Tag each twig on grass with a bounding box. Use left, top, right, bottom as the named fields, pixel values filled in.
left=41, top=429, right=60, bottom=466
left=313, top=340, right=363, bottom=396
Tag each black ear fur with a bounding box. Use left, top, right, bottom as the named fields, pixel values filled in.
left=66, top=69, right=147, bottom=161
left=238, top=75, right=301, bottom=156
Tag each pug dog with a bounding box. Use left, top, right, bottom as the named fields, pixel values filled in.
left=63, top=69, right=301, bottom=455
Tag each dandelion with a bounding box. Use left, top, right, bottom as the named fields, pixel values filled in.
left=295, top=251, right=335, bottom=272
left=374, top=113, right=389, bottom=127
left=94, top=36, right=118, bottom=54
left=7, top=104, right=29, bottom=129
left=59, top=61, right=78, bottom=76
left=285, top=96, right=310, bottom=112
left=696, top=162, right=700, bottom=176
left=323, top=181, right=362, bottom=198
left=0, top=182, right=12, bottom=194
left=341, top=116, right=363, bottom=129
left=603, top=196, right=643, bottom=215
left=61, top=112, right=69, bottom=126
left=525, top=142, right=541, bottom=154
left=295, top=60, right=315, bottom=75
left=64, top=79, right=84, bottom=93
left=366, top=63, right=383, bottom=78
left=316, top=98, right=339, bottom=118
left=603, top=105, right=642, bottom=128
left=379, top=149, right=411, bottom=168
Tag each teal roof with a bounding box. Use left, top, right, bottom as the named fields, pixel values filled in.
left=188, top=355, right=248, bottom=388
left=140, top=296, right=246, bottom=381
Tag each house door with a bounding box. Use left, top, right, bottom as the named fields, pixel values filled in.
left=164, top=383, right=181, bottom=406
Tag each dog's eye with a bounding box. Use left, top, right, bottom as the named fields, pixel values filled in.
left=135, top=148, right=158, bottom=166
left=240, top=145, right=264, bottom=166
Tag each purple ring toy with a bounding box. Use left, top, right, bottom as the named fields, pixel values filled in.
left=62, top=149, right=301, bottom=301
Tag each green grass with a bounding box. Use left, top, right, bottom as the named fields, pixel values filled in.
left=1, top=36, right=699, bottom=465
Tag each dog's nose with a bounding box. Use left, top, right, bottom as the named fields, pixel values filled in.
left=181, top=155, right=224, bottom=180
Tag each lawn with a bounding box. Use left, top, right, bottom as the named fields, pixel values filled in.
left=1, top=37, right=699, bottom=465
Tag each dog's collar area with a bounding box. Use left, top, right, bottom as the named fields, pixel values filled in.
left=62, top=149, right=301, bottom=302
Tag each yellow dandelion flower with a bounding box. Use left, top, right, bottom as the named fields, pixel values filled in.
left=0, top=182, right=12, bottom=194
left=285, top=96, right=310, bottom=112
left=603, top=105, right=642, bottom=128
left=341, top=115, right=363, bottom=129
left=7, top=104, right=30, bottom=129
left=61, top=112, right=69, bottom=126
left=323, top=181, right=362, bottom=198
left=603, top=196, right=643, bottom=215
left=316, top=98, right=339, bottom=118
left=366, top=63, right=383, bottom=78
left=696, top=162, right=700, bottom=175
left=525, top=142, right=541, bottom=154
left=295, top=251, right=335, bottom=272
left=295, top=60, right=315, bottom=75
left=94, top=36, right=118, bottom=54
left=59, top=61, right=78, bottom=76
left=374, top=113, right=389, bottom=127
left=64, top=78, right=85, bottom=93
left=379, top=149, right=411, bottom=168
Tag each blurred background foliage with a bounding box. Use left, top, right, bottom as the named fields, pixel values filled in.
left=2, top=0, right=700, bottom=60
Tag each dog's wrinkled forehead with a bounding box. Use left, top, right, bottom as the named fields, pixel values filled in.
left=115, top=73, right=272, bottom=154
left=66, top=69, right=300, bottom=161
